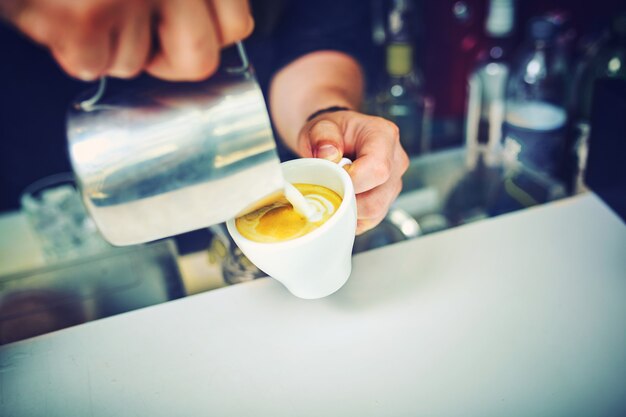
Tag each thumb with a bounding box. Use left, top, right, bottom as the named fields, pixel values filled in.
left=305, top=119, right=344, bottom=163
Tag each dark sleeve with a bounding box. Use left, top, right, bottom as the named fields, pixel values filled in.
left=271, top=0, right=372, bottom=73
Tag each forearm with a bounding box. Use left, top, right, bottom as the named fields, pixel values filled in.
left=268, top=50, right=364, bottom=153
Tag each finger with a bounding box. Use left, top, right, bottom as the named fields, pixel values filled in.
left=50, top=22, right=113, bottom=81
left=0, top=1, right=23, bottom=22
left=347, top=122, right=399, bottom=193
left=23, top=4, right=116, bottom=81
left=107, top=6, right=151, bottom=78
left=146, top=0, right=220, bottom=81
left=11, top=8, right=50, bottom=45
left=299, top=119, right=345, bottom=162
left=355, top=176, right=402, bottom=232
left=208, top=0, right=255, bottom=46
left=357, top=216, right=386, bottom=235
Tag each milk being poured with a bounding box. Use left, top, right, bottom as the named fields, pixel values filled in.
left=284, top=182, right=335, bottom=222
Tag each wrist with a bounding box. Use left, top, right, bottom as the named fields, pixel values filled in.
left=281, top=96, right=355, bottom=153
left=306, top=106, right=351, bottom=122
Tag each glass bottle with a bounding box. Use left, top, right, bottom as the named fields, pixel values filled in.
left=443, top=0, right=516, bottom=226
left=375, top=0, right=432, bottom=156
left=446, top=9, right=569, bottom=224
left=482, top=16, right=570, bottom=218
left=502, top=17, right=569, bottom=179
left=465, top=0, right=515, bottom=169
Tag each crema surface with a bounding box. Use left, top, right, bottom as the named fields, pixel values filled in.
left=236, top=183, right=342, bottom=243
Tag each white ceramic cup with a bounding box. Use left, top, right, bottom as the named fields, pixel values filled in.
left=226, top=158, right=357, bottom=299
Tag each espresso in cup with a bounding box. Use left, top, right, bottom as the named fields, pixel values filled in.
left=227, top=158, right=356, bottom=299
left=235, top=183, right=342, bottom=243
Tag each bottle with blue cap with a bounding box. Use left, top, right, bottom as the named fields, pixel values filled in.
left=502, top=16, right=569, bottom=179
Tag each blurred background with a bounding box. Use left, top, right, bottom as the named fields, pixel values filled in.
left=0, top=0, right=626, bottom=211
left=1, top=0, right=625, bottom=211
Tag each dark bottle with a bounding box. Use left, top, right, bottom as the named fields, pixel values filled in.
left=571, top=12, right=626, bottom=193
left=575, top=13, right=626, bottom=121
left=375, top=0, right=432, bottom=156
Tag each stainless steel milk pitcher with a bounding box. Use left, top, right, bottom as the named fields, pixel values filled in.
left=67, top=43, right=283, bottom=246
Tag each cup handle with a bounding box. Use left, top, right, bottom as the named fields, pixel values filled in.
left=337, top=158, right=352, bottom=168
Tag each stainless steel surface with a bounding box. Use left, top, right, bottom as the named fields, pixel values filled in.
left=67, top=44, right=283, bottom=246
left=353, top=208, right=421, bottom=253
left=0, top=239, right=183, bottom=345
left=396, top=146, right=568, bottom=234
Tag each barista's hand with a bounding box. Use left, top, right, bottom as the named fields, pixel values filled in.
left=1, top=0, right=254, bottom=81
left=297, top=110, right=409, bottom=234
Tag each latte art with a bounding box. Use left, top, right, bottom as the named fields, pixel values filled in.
left=235, top=183, right=342, bottom=243
left=302, top=193, right=336, bottom=222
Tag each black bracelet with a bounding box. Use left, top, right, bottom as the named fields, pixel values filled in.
left=306, top=106, right=351, bottom=122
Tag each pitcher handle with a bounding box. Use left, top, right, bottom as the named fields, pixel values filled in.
left=225, top=42, right=250, bottom=74
left=77, top=77, right=107, bottom=111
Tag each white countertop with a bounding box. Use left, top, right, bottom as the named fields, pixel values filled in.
left=1, top=193, right=625, bottom=417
